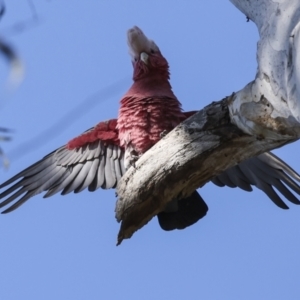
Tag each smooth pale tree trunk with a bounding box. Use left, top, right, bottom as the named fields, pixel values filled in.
left=115, top=0, right=300, bottom=245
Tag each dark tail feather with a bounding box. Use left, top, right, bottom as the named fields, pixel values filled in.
left=157, top=190, right=208, bottom=231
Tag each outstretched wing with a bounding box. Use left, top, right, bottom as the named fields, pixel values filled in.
left=212, top=152, right=300, bottom=209
left=0, top=119, right=125, bottom=213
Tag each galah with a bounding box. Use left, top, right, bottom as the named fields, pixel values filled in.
left=0, top=26, right=300, bottom=234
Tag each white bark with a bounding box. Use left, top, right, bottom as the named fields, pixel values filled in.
left=230, top=0, right=300, bottom=136
left=115, top=0, right=300, bottom=244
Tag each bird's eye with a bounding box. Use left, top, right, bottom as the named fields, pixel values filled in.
left=150, top=49, right=155, bottom=54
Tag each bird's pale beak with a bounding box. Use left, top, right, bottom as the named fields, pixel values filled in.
left=140, top=52, right=148, bottom=65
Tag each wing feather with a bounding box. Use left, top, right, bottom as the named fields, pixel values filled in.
left=96, top=155, right=106, bottom=189
left=103, top=153, right=116, bottom=189
left=215, top=172, right=236, bottom=188
left=75, top=158, right=100, bottom=193
left=224, top=167, right=252, bottom=191
left=0, top=124, right=125, bottom=213
left=213, top=152, right=300, bottom=208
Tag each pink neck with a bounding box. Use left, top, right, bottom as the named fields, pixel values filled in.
left=124, top=75, right=176, bottom=99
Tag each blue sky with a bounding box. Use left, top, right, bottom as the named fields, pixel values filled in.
left=0, top=1, right=300, bottom=299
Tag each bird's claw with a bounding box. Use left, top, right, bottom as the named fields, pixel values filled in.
left=129, top=150, right=139, bottom=168
left=160, top=130, right=169, bottom=138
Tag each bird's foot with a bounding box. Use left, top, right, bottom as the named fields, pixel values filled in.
left=160, top=130, right=169, bottom=138
left=124, top=148, right=140, bottom=170
left=129, top=150, right=139, bottom=168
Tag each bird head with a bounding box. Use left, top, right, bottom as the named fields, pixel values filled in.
left=127, top=26, right=170, bottom=81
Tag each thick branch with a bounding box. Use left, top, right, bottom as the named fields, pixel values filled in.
left=115, top=96, right=299, bottom=245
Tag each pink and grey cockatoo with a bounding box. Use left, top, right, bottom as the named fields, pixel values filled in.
left=0, top=26, right=300, bottom=233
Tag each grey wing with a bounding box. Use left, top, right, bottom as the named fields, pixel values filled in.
left=0, top=140, right=125, bottom=213
left=211, top=152, right=300, bottom=209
